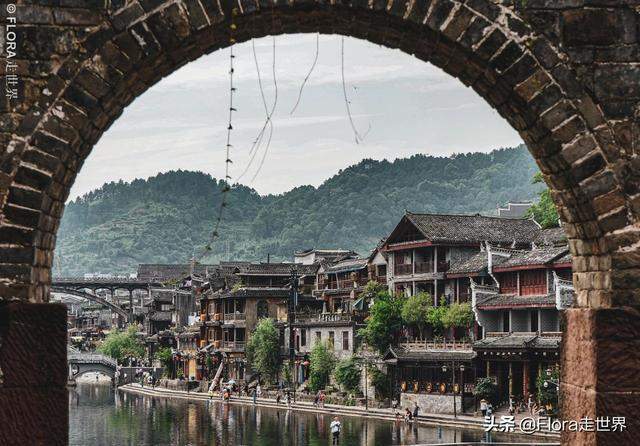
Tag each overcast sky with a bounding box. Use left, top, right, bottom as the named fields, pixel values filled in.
left=69, top=34, right=522, bottom=199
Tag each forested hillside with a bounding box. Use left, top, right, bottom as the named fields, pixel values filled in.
left=56, top=145, right=542, bottom=275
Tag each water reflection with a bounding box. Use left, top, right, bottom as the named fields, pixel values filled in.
left=69, top=385, right=554, bottom=446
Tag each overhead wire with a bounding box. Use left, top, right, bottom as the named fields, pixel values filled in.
left=340, top=36, right=370, bottom=144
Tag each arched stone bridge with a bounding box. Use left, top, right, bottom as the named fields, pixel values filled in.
left=68, top=352, right=118, bottom=381
left=1, top=1, right=639, bottom=445
left=52, top=286, right=130, bottom=321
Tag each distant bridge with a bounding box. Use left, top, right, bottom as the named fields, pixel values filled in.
left=52, top=277, right=168, bottom=321
left=52, top=277, right=165, bottom=292
left=68, top=351, right=118, bottom=380
left=52, top=287, right=130, bottom=320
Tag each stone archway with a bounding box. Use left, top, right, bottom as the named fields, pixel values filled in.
left=0, top=1, right=638, bottom=445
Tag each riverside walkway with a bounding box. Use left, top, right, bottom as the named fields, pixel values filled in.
left=119, top=383, right=560, bottom=442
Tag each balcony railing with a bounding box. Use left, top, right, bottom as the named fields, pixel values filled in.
left=394, top=264, right=412, bottom=275
left=224, top=313, right=246, bottom=321
left=221, top=341, right=245, bottom=350
left=414, top=261, right=434, bottom=274
left=401, top=340, right=473, bottom=351
left=325, top=278, right=369, bottom=290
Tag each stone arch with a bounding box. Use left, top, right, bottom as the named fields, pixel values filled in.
left=1, top=1, right=639, bottom=445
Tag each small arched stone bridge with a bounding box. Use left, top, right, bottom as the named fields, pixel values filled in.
left=68, top=352, right=118, bottom=381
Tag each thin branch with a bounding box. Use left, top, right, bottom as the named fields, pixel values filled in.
left=341, top=36, right=367, bottom=144
left=290, top=33, right=320, bottom=115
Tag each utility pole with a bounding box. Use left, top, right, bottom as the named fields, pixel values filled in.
left=288, top=267, right=299, bottom=402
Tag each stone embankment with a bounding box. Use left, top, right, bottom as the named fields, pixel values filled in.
left=120, top=383, right=560, bottom=441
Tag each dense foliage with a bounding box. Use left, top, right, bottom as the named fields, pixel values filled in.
left=245, top=319, right=281, bottom=383
left=474, top=377, right=499, bottom=405
left=441, top=303, right=474, bottom=330
left=368, top=366, right=391, bottom=400
left=98, top=326, right=145, bottom=363
left=308, top=341, right=336, bottom=392
left=333, top=357, right=362, bottom=393
left=359, top=290, right=404, bottom=354
left=401, top=292, right=433, bottom=339
left=536, top=367, right=559, bottom=414
left=56, top=146, right=541, bottom=275
left=525, top=172, right=559, bottom=229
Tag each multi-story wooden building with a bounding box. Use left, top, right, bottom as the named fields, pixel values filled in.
left=199, top=262, right=319, bottom=382
left=382, top=212, right=541, bottom=304
left=468, top=240, right=574, bottom=404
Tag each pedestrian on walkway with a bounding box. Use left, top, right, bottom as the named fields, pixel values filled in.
left=252, top=388, right=257, bottom=405
left=412, top=402, right=419, bottom=419
left=319, top=391, right=326, bottom=408
left=527, top=393, right=535, bottom=415
left=480, top=398, right=488, bottom=417
left=256, top=383, right=262, bottom=399
left=330, top=416, right=341, bottom=445
left=276, top=390, right=282, bottom=404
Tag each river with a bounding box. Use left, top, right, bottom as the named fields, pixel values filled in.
left=69, top=384, right=556, bottom=445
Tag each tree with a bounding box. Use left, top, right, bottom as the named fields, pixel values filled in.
left=426, top=303, right=448, bottom=338
left=474, top=377, right=498, bottom=405
left=359, top=290, right=403, bottom=354
left=245, top=318, right=281, bottom=383
left=368, top=366, right=390, bottom=400
left=308, top=341, right=336, bottom=392
left=401, top=292, right=433, bottom=339
left=536, top=367, right=559, bottom=415
left=333, top=357, right=361, bottom=393
left=156, top=346, right=172, bottom=369
left=441, top=302, right=474, bottom=338
left=98, top=325, right=145, bottom=364
left=525, top=172, right=559, bottom=229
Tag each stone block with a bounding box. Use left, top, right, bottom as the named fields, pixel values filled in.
left=562, top=8, right=624, bottom=47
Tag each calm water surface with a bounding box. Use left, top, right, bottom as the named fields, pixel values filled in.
left=69, top=384, right=554, bottom=446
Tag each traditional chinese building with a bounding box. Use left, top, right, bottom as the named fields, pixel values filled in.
left=382, top=212, right=541, bottom=304
left=467, top=236, right=574, bottom=404
left=199, top=262, right=318, bottom=382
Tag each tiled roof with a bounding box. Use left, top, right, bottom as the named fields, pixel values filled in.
left=385, top=346, right=476, bottom=362
left=474, top=333, right=561, bottom=350
left=235, top=263, right=319, bottom=276
left=476, top=293, right=556, bottom=309
left=448, top=252, right=488, bottom=275
left=533, top=227, right=567, bottom=246
left=494, top=246, right=569, bottom=269
left=221, top=287, right=291, bottom=298
left=325, top=257, right=368, bottom=274
left=554, top=252, right=572, bottom=265
left=405, top=212, right=541, bottom=245
left=137, top=263, right=216, bottom=281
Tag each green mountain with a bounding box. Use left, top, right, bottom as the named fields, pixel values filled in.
left=55, top=144, right=542, bottom=275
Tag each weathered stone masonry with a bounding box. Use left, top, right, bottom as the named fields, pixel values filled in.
left=0, top=1, right=638, bottom=444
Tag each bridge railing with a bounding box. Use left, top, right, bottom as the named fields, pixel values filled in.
left=68, top=353, right=117, bottom=369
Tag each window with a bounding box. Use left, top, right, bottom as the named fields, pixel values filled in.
left=342, top=331, right=349, bottom=351
left=257, top=300, right=269, bottom=319
left=315, top=331, right=321, bottom=344
left=500, top=273, right=518, bottom=295
left=301, top=329, right=307, bottom=347
left=502, top=311, right=510, bottom=332
left=520, top=270, right=547, bottom=295
left=328, top=331, right=335, bottom=349
left=531, top=310, right=539, bottom=332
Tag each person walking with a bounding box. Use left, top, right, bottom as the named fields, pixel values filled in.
left=527, top=393, right=535, bottom=415
left=319, top=391, right=326, bottom=408
left=412, top=402, right=419, bottom=419
left=480, top=398, right=488, bottom=417
left=330, top=416, right=341, bottom=445
left=252, top=388, right=257, bottom=405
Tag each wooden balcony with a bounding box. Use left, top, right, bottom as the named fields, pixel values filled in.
left=394, top=264, right=412, bottom=275
left=221, top=340, right=245, bottom=350
left=224, top=312, right=246, bottom=321
left=401, top=339, right=473, bottom=351
left=415, top=261, right=434, bottom=274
